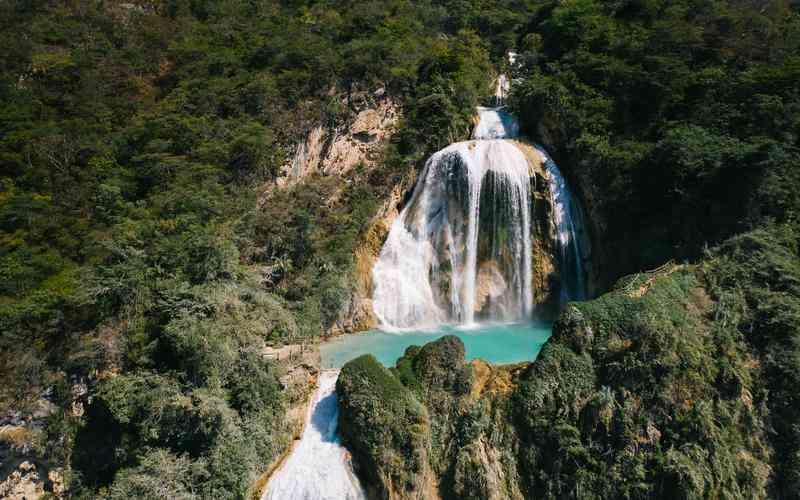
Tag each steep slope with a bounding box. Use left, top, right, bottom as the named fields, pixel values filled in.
left=338, top=225, right=800, bottom=498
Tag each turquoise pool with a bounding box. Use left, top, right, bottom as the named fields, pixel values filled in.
left=321, top=322, right=552, bottom=369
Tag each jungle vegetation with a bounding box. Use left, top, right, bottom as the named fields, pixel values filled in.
left=0, top=0, right=798, bottom=498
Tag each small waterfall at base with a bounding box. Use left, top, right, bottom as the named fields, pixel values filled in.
left=540, top=149, right=590, bottom=302
left=372, top=107, right=532, bottom=329
left=263, top=371, right=365, bottom=500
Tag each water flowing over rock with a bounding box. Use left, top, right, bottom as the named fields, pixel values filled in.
left=372, top=107, right=589, bottom=329
left=372, top=137, right=533, bottom=328
left=493, top=73, right=510, bottom=106
left=540, top=149, right=591, bottom=303
left=263, top=370, right=366, bottom=500
left=472, top=106, right=518, bottom=139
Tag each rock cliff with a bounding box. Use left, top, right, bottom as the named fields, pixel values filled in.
left=337, top=256, right=782, bottom=498
left=277, top=94, right=399, bottom=187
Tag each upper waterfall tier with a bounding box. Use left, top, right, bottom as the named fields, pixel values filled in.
left=372, top=96, right=590, bottom=330
left=472, top=106, right=519, bottom=140
left=372, top=139, right=533, bottom=329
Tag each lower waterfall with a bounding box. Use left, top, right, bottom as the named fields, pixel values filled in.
left=262, top=371, right=365, bottom=500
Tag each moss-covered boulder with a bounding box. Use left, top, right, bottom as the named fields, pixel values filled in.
left=339, top=337, right=524, bottom=499
left=336, top=355, right=434, bottom=499
left=395, top=335, right=470, bottom=397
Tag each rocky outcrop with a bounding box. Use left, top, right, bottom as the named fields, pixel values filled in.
left=337, top=354, right=436, bottom=500
left=339, top=260, right=781, bottom=499
left=276, top=95, right=399, bottom=187
left=264, top=89, right=406, bottom=336
left=0, top=396, right=66, bottom=500
left=338, top=337, right=523, bottom=500
left=0, top=461, right=44, bottom=500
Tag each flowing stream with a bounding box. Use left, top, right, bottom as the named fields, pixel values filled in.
left=263, top=76, right=590, bottom=499
left=263, top=371, right=366, bottom=500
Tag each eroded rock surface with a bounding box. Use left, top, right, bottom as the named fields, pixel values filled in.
left=0, top=461, right=44, bottom=500
left=277, top=96, right=399, bottom=187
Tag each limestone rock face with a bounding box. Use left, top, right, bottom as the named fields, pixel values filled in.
left=326, top=294, right=379, bottom=336
left=284, top=126, right=326, bottom=183
left=0, top=461, right=44, bottom=500
left=452, top=437, right=524, bottom=500
left=350, top=109, right=383, bottom=142
left=277, top=96, right=399, bottom=187
left=475, top=261, right=508, bottom=315
left=264, top=90, right=405, bottom=336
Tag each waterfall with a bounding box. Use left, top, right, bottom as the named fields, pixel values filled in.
left=372, top=108, right=533, bottom=329
left=472, top=106, right=519, bottom=140
left=540, top=149, right=589, bottom=302
left=263, top=371, right=366, bottom=500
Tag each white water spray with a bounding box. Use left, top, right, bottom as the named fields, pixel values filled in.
left=472, top=106, right=519, bottom=140
left=373, top=108, right=533, bottom=329
left=494, top=74, right=510, bottom=105
left=263, top=371, right=366, bottom=500
left=540, top=150, right=589, bottom=302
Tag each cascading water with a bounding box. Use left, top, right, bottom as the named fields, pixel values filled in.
left=372, top=107, right=533, bottom=329
left=373, top=97, right=590, bottom=329
left=472, top=106, right=519, bottom=139
left=494, top=74, right=510, bottom=105
left=263, top=371, right=366, bottom=500
left=540, top=149, right=590, bottom=302
left=263, top=70, right=591, bottom=500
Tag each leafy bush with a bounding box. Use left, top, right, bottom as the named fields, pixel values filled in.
left=337, top=354, right=431, bottom=498
left=510, top=0, right=800, bottom=286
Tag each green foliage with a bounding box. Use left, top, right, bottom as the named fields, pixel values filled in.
left=337, top=355, right=430, bottom=497
left=703, top=225, right=800, bottom=496
left=2, top=0, right=798, bottom=497
left=506, top=252, right=789, bottom=498
left=107, top=449, right=209, bottom=500
left=510, top=0, right=800, bottom=282
left=0, top=1, right=513, bottom=493
left=405, top=335, right=471, bottom=396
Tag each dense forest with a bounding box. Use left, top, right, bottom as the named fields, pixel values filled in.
left=1, top=0, right=798, bottom=498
